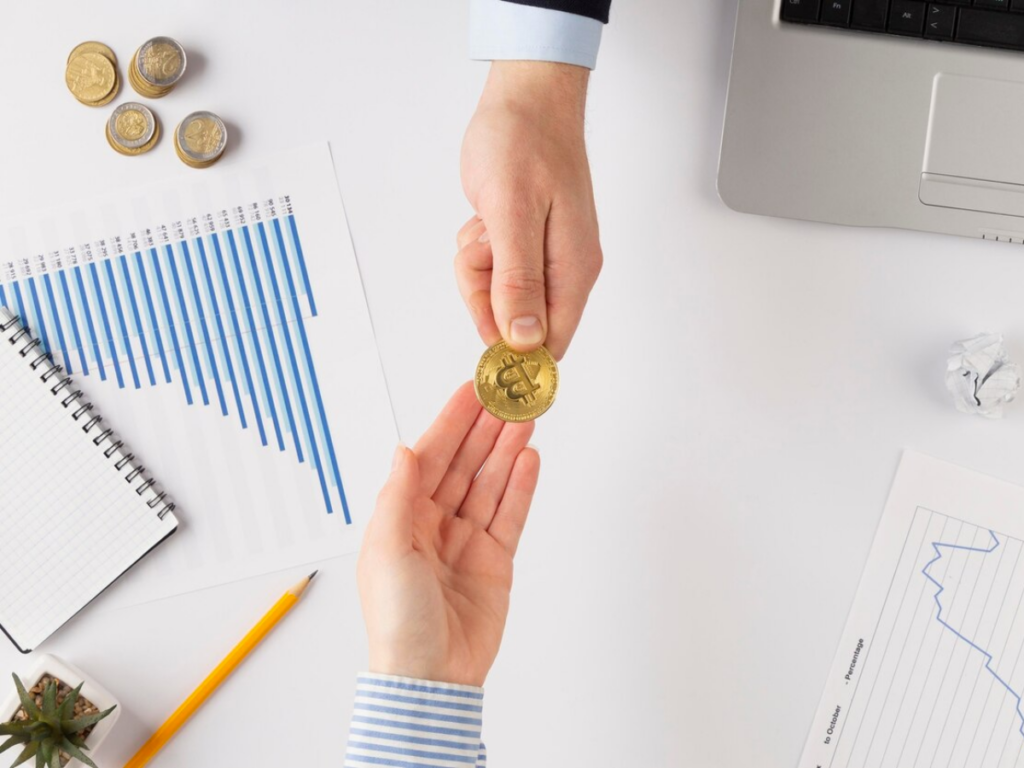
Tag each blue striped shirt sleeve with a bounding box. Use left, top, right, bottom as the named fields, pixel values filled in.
left=345, top=673, right=488, bottom=768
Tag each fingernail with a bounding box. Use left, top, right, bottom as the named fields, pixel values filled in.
left=391, top=444, right=406, bottom=472
left=478, top=231, right=490, bottom=244
left=510, top=316, right=544, bottom=347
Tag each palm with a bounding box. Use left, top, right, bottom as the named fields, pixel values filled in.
left=359, top=383, right=539, bottom=687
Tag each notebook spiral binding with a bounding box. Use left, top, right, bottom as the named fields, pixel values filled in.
left=0, top=307, right=175, bottom=520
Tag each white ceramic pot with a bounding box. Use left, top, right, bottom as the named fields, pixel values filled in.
left=1, top=654, right=120, bottom=768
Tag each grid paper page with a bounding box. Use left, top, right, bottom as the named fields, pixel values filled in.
left=0, top=316, right=176, bottom=652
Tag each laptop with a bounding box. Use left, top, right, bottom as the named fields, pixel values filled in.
left=719, top=0, right=1024, bottom=243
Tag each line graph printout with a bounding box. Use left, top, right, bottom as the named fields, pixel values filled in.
left=0, top=143, right=396, bottom=608
left=800, top=452, right=1024, bottom=768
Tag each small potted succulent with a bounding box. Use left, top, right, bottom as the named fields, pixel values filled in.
left=0, top=655, right=119, bottom=768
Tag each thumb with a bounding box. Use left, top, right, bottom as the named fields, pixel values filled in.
left=484, top=207, right=549, bottom=352
left=367, top=445, right=421, bottom=550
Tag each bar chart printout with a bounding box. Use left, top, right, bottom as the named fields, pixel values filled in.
left=800, top=452, right=1024, bottom=768
left=0, top=143, right=396, bottom=608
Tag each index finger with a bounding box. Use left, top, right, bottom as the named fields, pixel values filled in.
left=412, top=382, right=483, bottom=497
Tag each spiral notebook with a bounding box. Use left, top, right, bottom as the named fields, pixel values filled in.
left=0, top=307, right=178, bottom=653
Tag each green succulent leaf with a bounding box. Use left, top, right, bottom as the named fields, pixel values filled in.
left=66, top=733, right=86, bottom=749
left=41, top=683, right=57, bottom=720
left=1, top=734, right=28, bottom=754
left=56, top=684, right=82, bottom=721
left=13, top=675, right=40, bottom=720
left=46, top=744, right=62, bottom=768
left=62, top=704, right=116, bottom=735
left=34, top=747, right=43, bottom=768
left=0, top=722, right=31, bottom=738
left=61, top=736, right=97, bottom=768
left=11, top=741, right=39, bottom=767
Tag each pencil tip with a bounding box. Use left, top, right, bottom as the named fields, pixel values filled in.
left=309, top=570, right=319, bottom=580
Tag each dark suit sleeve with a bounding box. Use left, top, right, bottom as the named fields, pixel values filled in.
left=501, top=0, right=611, bottom=24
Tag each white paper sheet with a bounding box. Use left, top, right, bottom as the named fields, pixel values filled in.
left=800, top=452, right=1024, bottom=768
left=0, top=143, right=396, bottom=611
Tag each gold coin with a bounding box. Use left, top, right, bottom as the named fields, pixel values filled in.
left=128, top=51, right=169, bottom=98
left=474, top=341, right=558, bottom=422
left=82, top=73, right=119, bottom=107
left=66, top=52, right=116, bottom=104
left=67, top=41, right=117, bottom=66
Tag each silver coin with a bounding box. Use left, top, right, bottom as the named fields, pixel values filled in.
left=175, top=111, right=228, bottom=162
left=108, top=103, right=156, bottom=150
left=136, top=37, right=186, bottom=88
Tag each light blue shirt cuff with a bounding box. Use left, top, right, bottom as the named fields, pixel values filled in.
left=469, top=0, right=603, bottom=70
left=345, top=673, right=487, bottom=768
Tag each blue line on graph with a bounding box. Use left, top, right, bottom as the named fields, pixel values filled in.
left=286, top=214, right=317, bottom=317
left=73, top=265, right=106, bottom=381
left=165, top=244, right=208, bottom=406
left=89, top=261, right=124, bottom=389
left=264, top=217, right=328, bottom=511
left=58, top=271, right=86, bottom=375
left=26, top=277, right=49, bottom=354
left=41, top=274, right=69, bottom=376
left=212, top=231, right=264, bottom=443
left=196, top=235, right=245, bottom=428
left=923, top=530, right=1024, bottom=738
left=120, top=254, right=156, bottom=386
left=275, top=217, right=348, bottom=519
left=243, top=223, right=300, bottom=458
left=1, top=207, right=349, bottom=520
left=180, top=240, right=226, bottom=415
left=133, top=251, right=170, bottom=384
left=149, top=247, right=192, bottom=404
left=227, top=228, right=282, bottom=449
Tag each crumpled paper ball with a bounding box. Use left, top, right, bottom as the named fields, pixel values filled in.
left=946, top=333, right=1022, bottom=419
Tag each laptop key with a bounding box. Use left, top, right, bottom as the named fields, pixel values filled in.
left=821, top=0, right=854, bottom=25
left=890, top=0, right=928, bottom=33
left=1014, top=0, right=1024, bottom=11
left=852, top=0, right=890, bottom=28
left=925, top=4, right=957, bottom=37
left=974, top=0, right=1010, bottom=9
left=781, top=0, right=821, bottom=21
left=958, top=6, right=1024, bottom=47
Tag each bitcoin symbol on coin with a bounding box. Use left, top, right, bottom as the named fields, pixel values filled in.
left=474, top=341, right=559, bottom=423
left=495, top=355, right=541, bottom=404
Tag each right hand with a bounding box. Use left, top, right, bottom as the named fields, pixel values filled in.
left=457, top=61, right=603, bottom=360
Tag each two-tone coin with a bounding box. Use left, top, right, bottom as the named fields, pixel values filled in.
left=128, top=37, right=186, bottom=98
left=106, top=103, right=160, bottom=157
left=474, top=341, right=559, bottom=422
left=174, top=111, right=228, bottom=169
left=66, top=46, right=120, bottom=106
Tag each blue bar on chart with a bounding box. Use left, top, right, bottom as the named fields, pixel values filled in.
left=0, top=196, right=348, bottom=521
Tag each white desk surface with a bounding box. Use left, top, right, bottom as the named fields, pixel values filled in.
left=6, top=2, right=1024, bottom=766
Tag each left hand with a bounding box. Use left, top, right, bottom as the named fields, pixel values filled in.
left=357, top=383, right=540, bottom=687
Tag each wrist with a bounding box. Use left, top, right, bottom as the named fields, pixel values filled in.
left=480, top=61, right=589, bottom=127
left=368, top=652, right=486, bottom=688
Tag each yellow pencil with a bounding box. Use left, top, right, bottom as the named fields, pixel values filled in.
left=123, top=571, right=318, bottom=768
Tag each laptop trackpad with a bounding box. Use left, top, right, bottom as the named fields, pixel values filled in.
left=921, top=74, right=1024, bottom=218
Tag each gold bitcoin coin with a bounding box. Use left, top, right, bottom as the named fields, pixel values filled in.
left=474, top=341, right=558, bottom=423
left=65, top=51, right=116, bottom=104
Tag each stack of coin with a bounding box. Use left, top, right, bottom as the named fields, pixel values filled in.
left=106, top=103, right=160, bottom=157
left=66, top=42, right=120, bottom=107
left=174, top=111, right=228, bottom=169
left=128, top=37, right=186, bottom=98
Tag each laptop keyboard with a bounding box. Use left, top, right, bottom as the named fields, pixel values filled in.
left=782, top=0, right=1024, bottom=51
